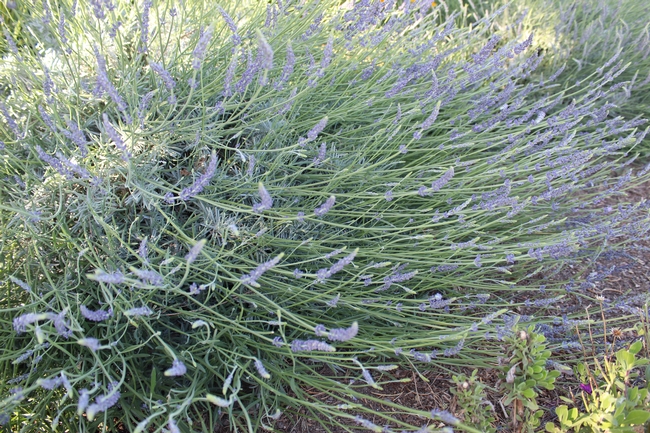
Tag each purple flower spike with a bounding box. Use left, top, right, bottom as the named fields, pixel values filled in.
left=9, top=276, right=30, bottom=292
left=92, top=269, right=124, bottom=284
left=13, top=313, right=47, bottom=334
left=254, top=358, right=270, bottom=379
left=308, top=117, right=328, bottom=141
left=218, top=6, right=241, bottom=46
left=102, top=114, right=131, bottom=160
left=314, top=195, right=336, bottom=217
left=95, top=48, right=128, bottom=114
left=179, top=152, right=218, bottom=201
left=124, top=306, right=153, bottom=317
left=78, top=337, right=101, bottom=352
left=38, top=376, right=63, bottom=390
left=80, top=305, right=113, bottom=322
left=85, top=382, right=120, bottom=421
left=77, top=389, right=90, bottom=416
left=431, top=167, right=454, bottom=192
left=240, top=253, right=284, bottom=287
left=256, top=30, right=273, bottom=70
left=185, top=239, right=206, bottom=264
left=328, top=321, right=358, bottom=342
left=149, top=61, right=176, bottom=90
left=253, top=182, right=273, bottom=212
left=164, top=359, right=187, bottom=377
left=290, top=339, right=336, bottom=352
left=192, top=26, right=214, bottom=69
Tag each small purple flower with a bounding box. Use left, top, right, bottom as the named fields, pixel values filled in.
left=149, top=61, right=176, bottom=90
left=38, top=376, right=63, bottom=390
left=431, top=409, right=459, bottom=425
left=85, top=382, right=120, bottom=421
left=320, top=36, right=334, bottom=70
left=102, top=114, right=131, bottom=160
left=431, top=167, right=454, bottom=192
left=326, top=293, right=340, bottom=307
left=385, top=190, right=393, bottom=202
left=133, top=269, right=163, bottom=286
left=355, top=416, right=381, bottom=431
left=38, top=105, right=56, bottom=132
left=361, top=369, right=375, bottom=387
left=13, top=313, right=46, bottom=334
left=328, top=321, right=358, bottom=342
left=218, top=6, right=241, bottom=46
left=80, top=305, right=113, bottom=322
left=272, top=336, right=283, bottom=347
left=164, top=359, right=187, bottom=376
left=290, top=339, right=336, bottom=352
left=3, top=26, right=19, bottom=56
left=254, top=358, right=270, bottom=379
left=314, top=195, right=336, bottom=217
left=168, top=418, right=180, bottom=433
left=240, top=253, right=284, bottom=287
left=77, top=389, right=90, bottom=416
left=256, top=30, right=273, bottom=70
left=313, top=142, right=327, bottom=166
left=185, top=239, right=206, bottom=264
left=179, top=152, right=218, bottom=201
left=139, top=0, right=152, bottom=53
left=0, top=101, right=21, bottom=138
left=9, top=276, right=30, bottom=292
left=92, top=269, right=124, bottom=284
left=58, top=13, right=67, bottom=49
left=308, top=117, right=328, bottom=141
left=421, top=100, right=441, bottom=131
left=314, top=324, right=327, bottom=337
left=95, top=48, right=128, bottom=115
left=78, top=337, right=101, bottom=352
left=514, top=33, right=533, bottom=55
left=253, top=182, right=273, bottom=212
left=192, top=26, right=214, bottom=69
left=90, top=0, right=105, bottom=19
left=579, top=383, right=592, bottom=394
left=124, top=306, right=153, bottom=317
left=274, top=42, right=294, bottom=90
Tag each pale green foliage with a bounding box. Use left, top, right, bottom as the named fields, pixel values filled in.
left=450, top=369, right=496, bottom=432
left=499, top=325, right=560, bottom=432
left=546, top=341, right=650, bottom=433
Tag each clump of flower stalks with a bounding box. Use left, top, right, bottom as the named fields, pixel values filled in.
left=0, top=1, right=648, bottom=432
left=465, top=0, right=650, bottom=153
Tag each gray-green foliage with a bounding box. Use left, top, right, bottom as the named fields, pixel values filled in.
left=0, top=0, right=648, bottom=432
left=471, top=0, right=650, bottom=153
left=499, top=325, right=560, bottom=432
left=450, top=369, right=496, bottom=432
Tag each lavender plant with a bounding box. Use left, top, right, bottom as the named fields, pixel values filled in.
left=1, top=1, right=649, bottom=432
left=469, top=0, right=650, bottom=153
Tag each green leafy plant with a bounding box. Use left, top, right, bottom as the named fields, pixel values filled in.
left=546, top=340, right=650, bottom=433
left=450, top=369, right=497, bottom=433
left=500, top=325, right=560, bottom=432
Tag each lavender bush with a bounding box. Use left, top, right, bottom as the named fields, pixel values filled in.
left=464, top=0, right=650, bottom=153
left=1, top=1, right=649, bottom=432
